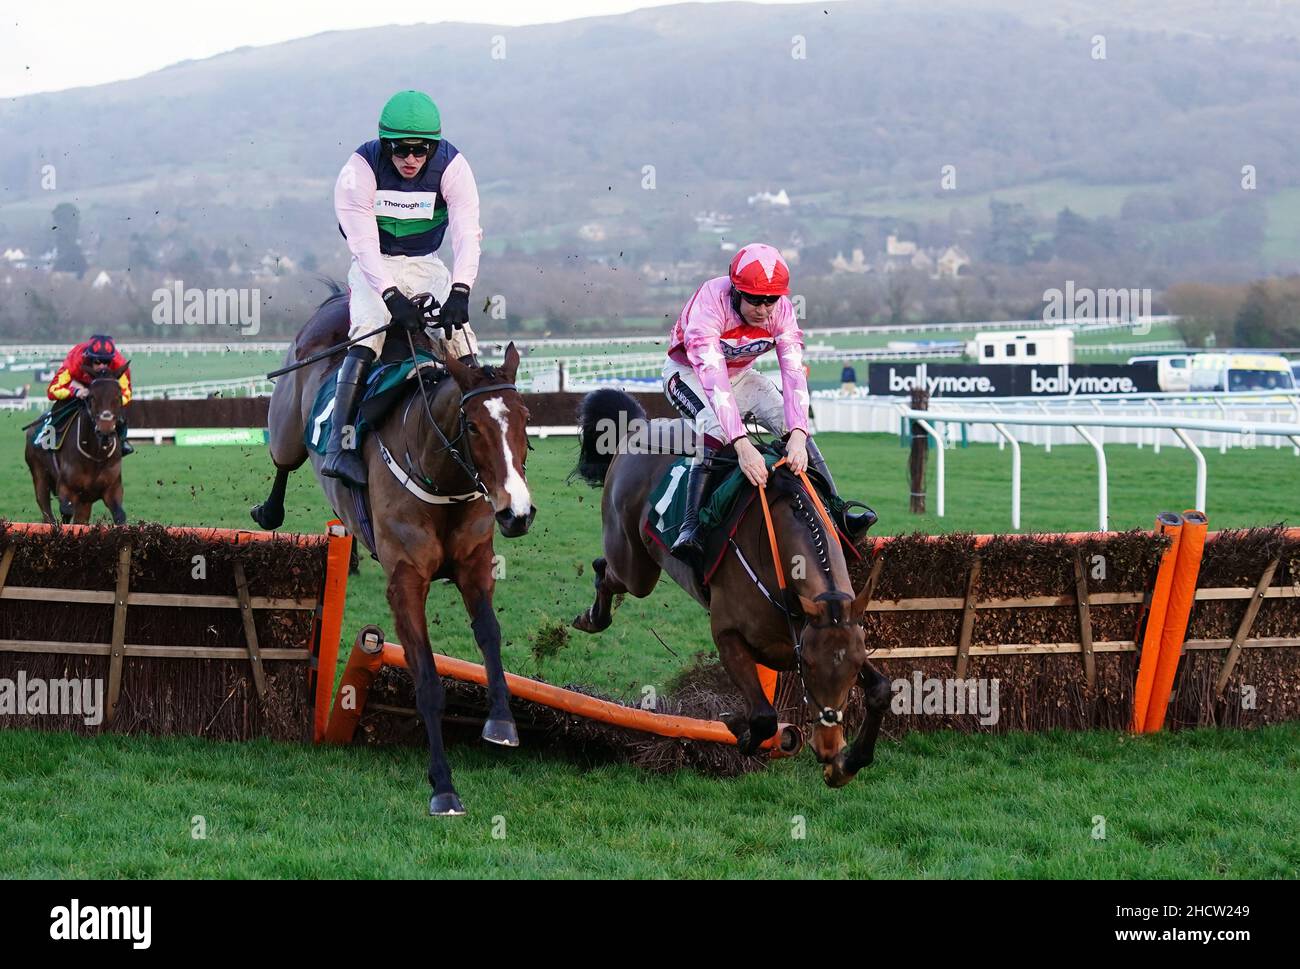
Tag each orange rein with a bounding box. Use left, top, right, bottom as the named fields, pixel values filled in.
left=755, top=456, right=840, bottom=594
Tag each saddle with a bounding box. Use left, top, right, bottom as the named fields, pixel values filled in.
left=31, top=400, right=81, bottom=450
left=644, top=443, right=856, bottom=588
left=304, top=349, right=448, bottom=457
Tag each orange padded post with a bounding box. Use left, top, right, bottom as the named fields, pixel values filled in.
left=313, top=521, right=353, bottom=743
left=323, top=625, right=386, bottom=744
left=1143, top=511, right=1208, bottom=733
left=1131, top=512, right=1184, bottom=733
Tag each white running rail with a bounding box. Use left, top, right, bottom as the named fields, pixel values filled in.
left=897, top=406, right=1300, bottom=532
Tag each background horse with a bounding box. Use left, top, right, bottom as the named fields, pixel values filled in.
left=570, top=388, right=891, bottom=787
left=251, top=288, right=535, bottom=816
left=25, top=373, right=128, bottom=525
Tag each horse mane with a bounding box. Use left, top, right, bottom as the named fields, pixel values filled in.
left=313, top=276, right=347, bottom=310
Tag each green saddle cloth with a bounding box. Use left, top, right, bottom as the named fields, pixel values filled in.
left=31, top=399, right=80, bottom=450
left=305, top=350, right=440, bottom=456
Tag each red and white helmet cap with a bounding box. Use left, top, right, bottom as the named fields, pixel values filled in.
left=729, top=243, right=790, bottom=297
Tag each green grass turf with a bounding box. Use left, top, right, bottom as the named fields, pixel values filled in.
left=1, top=411, right=1297, bottom=877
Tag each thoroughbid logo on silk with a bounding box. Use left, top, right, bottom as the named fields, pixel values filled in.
left=374, top=191, right=438, bottom=217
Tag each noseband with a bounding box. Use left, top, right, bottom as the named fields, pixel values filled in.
left=392, top=330, right=527, bottom=502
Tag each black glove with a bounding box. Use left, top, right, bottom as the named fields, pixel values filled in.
left=440, top=283, right=471, bottom=333
left=382, top=287, right=425, bottom=333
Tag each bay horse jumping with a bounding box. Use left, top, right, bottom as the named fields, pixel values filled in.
left=570, top=388, right=890, bottom=787
left=24, top=373, right=128, bottom=525
left=250, top=288, right=535, bottom=816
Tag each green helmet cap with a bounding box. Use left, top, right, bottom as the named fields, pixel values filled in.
left=379, top=90, right=442, bottom=141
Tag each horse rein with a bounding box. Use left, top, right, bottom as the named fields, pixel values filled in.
left=71, top=400, right=119, bottom=463
left=396, top=327, right=521, bottom=502
left=754, top=457, right=853, bottom=728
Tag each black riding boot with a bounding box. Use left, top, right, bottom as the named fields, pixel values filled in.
left=669, top=449, right=718, bottom=568
left=804, top=437, right=877, bottom=539
left=116, top=418, right=134, bottom=455
left=321, top=347, right=374, bottom=488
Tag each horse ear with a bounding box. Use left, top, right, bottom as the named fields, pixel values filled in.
left=444, top=352, right=475, bottom=390
left=797, top=593, right=821, bottom=619
left=850, top=579, right=874, bottom=620
left=113, top=360, right=131, bottom=379
left=501, top=342, right=520, bottom=382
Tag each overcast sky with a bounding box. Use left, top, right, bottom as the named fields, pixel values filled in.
left=1, top=0, right=824, bottom=98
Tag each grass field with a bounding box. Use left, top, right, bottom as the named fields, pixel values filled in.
left=1, top=411, right=1297, bottom=877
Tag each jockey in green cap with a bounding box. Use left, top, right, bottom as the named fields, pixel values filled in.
left=324, top=90, right=484, bottom=487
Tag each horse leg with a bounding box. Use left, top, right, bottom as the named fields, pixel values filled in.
left=29, top=460, right=55, bottom=524
left=251, top=465, right=294, bottom=530
left=826, top=662, right=892, bottom=788
left=56, top=485, right=75, bottom=524
left=453, top=546, right=518, bottom=747
left=104, top=477, right=127, bottom=526
left=714, top=628, right=778, bottom=756
left=71, top=499, right=93, bottom=525
left=573, top=557, right=627, bottom=633
left=387, top=560, right=463, bottom=816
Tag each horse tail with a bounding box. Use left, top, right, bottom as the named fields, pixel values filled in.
left=569, top=388, right=646, bottom=487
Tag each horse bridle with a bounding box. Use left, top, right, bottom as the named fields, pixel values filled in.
left=752, top=460, right=855, bottom=729
left=792, top=592, right=854, bottom=728
left=395, top=327, right=527, bottom=501
left=71, top=389, right=120, bottom=463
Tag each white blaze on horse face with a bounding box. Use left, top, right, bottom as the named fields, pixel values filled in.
left=483, top=397, right=531, bottom=517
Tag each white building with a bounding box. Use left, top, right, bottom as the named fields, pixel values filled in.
left=969, top=328, right=1075, bottom=365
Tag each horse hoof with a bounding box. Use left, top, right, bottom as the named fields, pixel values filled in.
left=481, top=719, right=520, bottom=747
left=429, top=792, right=466, bottom=816
left=250, top=502, right=284, bottom=530
left=572, top=611, right=607, bottom=634
left=822, top=754, right=857, bottom=789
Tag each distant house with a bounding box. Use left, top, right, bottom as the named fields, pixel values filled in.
left=831, top=249, right=871, bottom=274
left=885, top=234, right=916, bottom=258
left=747, top=189, right=791, bottom=207
left=694, top=211, right=733, bottom=234
left=578, top=223, right=606, bottom=242
left=2, top=248, right=28, bottom=269
left=882, top=234, right=934, bottom=273
left=91, top=270, right=113, bottom=289
left=936, top=246, right=972, bottom=278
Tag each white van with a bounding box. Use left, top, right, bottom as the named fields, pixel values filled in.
left=1129, top=352, right=1296, bottom=393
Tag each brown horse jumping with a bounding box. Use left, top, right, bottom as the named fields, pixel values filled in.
left=570, top=388, right=890, bottom=787
left=251, top=288, right=534, bottom=815
left=25, top=374, right=128, bottom=525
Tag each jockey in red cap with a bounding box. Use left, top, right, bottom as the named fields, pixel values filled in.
left=663, top=244, right=873, bottom=565
left=46, top=334, right=134, bottom=455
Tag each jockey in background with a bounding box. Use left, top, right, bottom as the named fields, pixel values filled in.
left=46, top=333, right=134, bottom=455
left=324, top=89, right=484, bottom=487
left=663, top=243, right=873, bottom=566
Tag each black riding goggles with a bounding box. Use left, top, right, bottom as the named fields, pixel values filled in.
left=737, top=290, right=781, bottom=306
left=386, top=140, right=432, bottom=159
